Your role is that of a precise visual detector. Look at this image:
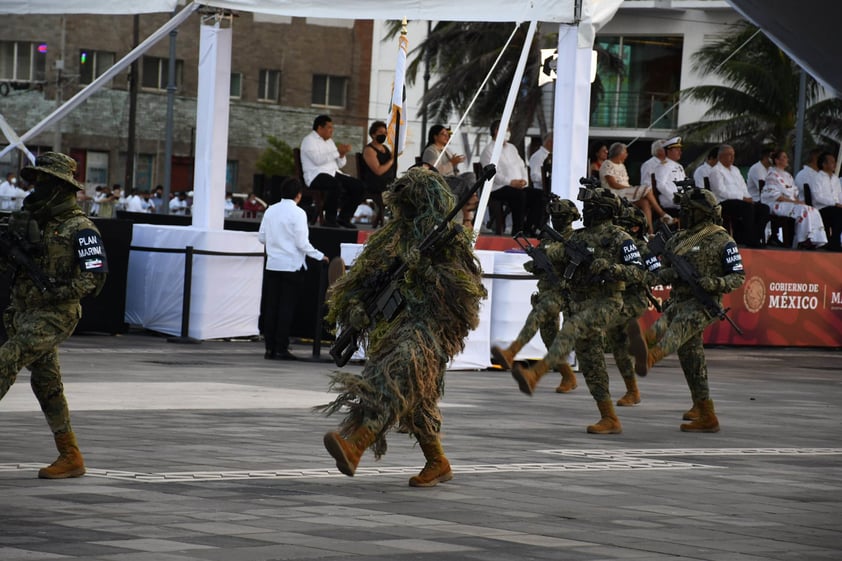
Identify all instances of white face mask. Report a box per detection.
[504,131,511,142]
[10,177,16,185]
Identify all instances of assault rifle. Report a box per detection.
[513,231,559,284]
[658,246,743,334]
[329,164,497,367]
[0,214,54,294]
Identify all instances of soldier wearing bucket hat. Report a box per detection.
[0,152,108,479]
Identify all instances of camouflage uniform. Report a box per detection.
[606,205,661,406]
[490,197,579,392]
[0,153,108,478]
[321,168,486,487]
[646,188,744,432]
[511,188,646,434]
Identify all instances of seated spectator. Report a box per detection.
[694,147,718,188]
[653,136,686,213]
[708,145,770,247]
[360,120,395,227]
[811,152,842,251]
[423,124,478,227]
[746,146,774,202]
[300,114,364,229]
[242,192,266,219]
[640,139,666,190]
[352,199,376,225]
[588,141,608,180]
[762,150,827,249]
[599,142,675,234]
[480,119,543,235]
[794,148,821,193]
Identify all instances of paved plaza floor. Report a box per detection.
[1,332,840,561]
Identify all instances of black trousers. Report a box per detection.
[309,173,365,223]
[819,206,842,249]
[721,199,770,247]
[490,186,543,234]
[261,268,306,353]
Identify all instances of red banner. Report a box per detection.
[642,248,842,347]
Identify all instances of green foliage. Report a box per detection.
[679,22,841,158]
[255,136,295,177]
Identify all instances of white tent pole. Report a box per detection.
[0,2,200,161]
[471,19,538,243]
[0,114,36,164]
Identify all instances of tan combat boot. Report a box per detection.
[680,399,720,433]
[38,431,86,479]
[646,346,667,372]
[409,437,453,488]
[491,341,523,371]
[511,360,550,396]
[683,402,701,421]
[323,426,377,476]
[587,400,623,434]
[616,376,641,406]
[555,362,578,393]
[627,319,649,376]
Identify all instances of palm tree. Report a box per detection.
[386,21,623,153]
[678,21,842,158]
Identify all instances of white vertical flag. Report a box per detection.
[387,20,408,156]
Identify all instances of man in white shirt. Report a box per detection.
[640,139,665,189]
[528,132,552,192]
[258,178,328,360]
[125,190,148,213]
[169,192,189,215]
[708,144,771,247]
[480,119,543,235]
[694,148,718,188]
[0,172,18,211]
[300,114,364,229]
[746,147,774,202]
[653,136,685,211]
[812,152,842,251]
[794,148,821,194]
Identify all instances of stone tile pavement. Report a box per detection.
[1,332,840,560]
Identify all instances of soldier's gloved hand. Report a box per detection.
[590,258,611,275]
[699,276,724,293]
[657,267,678,285]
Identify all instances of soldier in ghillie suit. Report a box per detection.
[0,152,108,478]
[607,204,661,406]
[491,196,580,393]
[320,167,486,487]
[643,188,744,432]
[510,187,646,434]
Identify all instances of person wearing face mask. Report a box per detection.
[360,120,396,227]
[0,152,108,479]
[0,172,19,211]
[422,124,478,228]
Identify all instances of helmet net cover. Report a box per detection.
[582,187,621,225]
[678,187,722,227]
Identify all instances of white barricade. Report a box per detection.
[490,250,549,360]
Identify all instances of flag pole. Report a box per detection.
[388,18,408,173]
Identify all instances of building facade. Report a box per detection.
[0,11,372,195]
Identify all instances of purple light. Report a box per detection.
[37,43,48,54]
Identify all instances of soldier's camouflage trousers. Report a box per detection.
[547,293,623,402]
[513,290,563,350]
[649,299,715,400]
[606,291,648,380]
[0,303,82,434]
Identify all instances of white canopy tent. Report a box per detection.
[0,0,623,340]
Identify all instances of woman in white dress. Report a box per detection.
[599,142,675,234]
[762,150,827,249]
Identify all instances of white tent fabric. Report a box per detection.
[0,0,577,22]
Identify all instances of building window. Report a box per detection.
[591,36,683,130]
[312,74,348,108]
[230,72,243,99]
[0,40,48,82]
[258,69,280,102]
[85,151,109,187]
[226,160,238,191]
[141,56,183,91]
[79,49,115,85]
[134,154,155,192]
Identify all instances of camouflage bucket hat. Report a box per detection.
[20,152,85,190]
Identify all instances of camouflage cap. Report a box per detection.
[20,152,85,190]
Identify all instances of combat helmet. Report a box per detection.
[547,195,580,231]
[617,203,647,237]
[677,187,721,228]
[579,186,621,226]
